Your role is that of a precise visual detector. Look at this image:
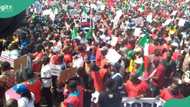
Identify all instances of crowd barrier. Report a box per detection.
[122,97,165,107]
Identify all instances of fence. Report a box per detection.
[122,97,165,107]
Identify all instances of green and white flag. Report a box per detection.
[146,13,153,23]
[136,63,144,77]
[85,28,93,40]
[138,4,145,12]
[130,0,137,7]
[51,2,61,15]
[71,27,78,40]
[81,6,88,17]
[183,5,190,16]
[136,33,150,77]
[138,33,150,48]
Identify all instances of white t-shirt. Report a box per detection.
[41,64,52,88]
[18,93,35,107]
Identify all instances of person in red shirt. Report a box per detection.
[62,80,81,107]
[32,44,44,73]
[90,63,105,92]
[95,47,102,67]
[124,76,148,98]
[99,66,108,81]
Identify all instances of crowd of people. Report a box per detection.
[0,0,190,107]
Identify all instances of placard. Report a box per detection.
[58,68,77,85]
[105,48,121,65]
[14,55,31,71]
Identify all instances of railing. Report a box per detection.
[122,97,165,107]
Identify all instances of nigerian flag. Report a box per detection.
[138,33,151,76]
[160,0,164,3]
[81,6,88,17]
[124,0,129,11]
[85,28,93,40]
[71,27,78,40]
[138,33,150,47]
[51,2,61,14]
[131,0,137,5]
[138,4,145,12]
[135,63,144,77]
[183,5,190,16]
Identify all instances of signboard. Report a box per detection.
[105,48,121,65]
[14,55,31,71]
[58,68,77,85]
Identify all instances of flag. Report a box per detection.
[138,4,145,12]
[71,27,78,40]
[146,13,153,23]
[138,33,151,74]
[143,43,150,72]
[135,63,144,77]
[124,0,129,11]
[160,0,164,3]
[138,33,150,47]
[81,6,88,17]
[184,5,190,16]
[130,0,137,7]
[85,28,93,40]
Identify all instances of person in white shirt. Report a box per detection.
[18,92,35,107]
[40,55,53,107]
[13,84,35,107]
[41,56,52,88]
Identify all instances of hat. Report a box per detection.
[68,80,77,89]
[13,84,28,94]
[0,0,35,18]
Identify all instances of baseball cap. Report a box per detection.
[13,84,28,94]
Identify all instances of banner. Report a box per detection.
[0,55,14,67]
[122,97,165,107]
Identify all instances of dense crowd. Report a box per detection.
[0,0,190,107]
